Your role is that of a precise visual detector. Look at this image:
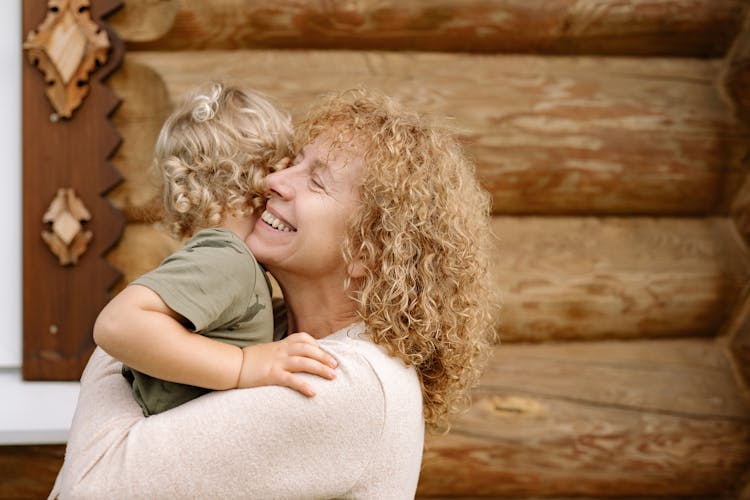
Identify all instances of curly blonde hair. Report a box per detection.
[155,82,293,238]
[297,88,498,432]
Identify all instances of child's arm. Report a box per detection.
[94,284,242,390]
[94,285,338,394]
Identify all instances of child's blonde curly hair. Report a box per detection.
[297,88,498,432]
[155,82,293,239]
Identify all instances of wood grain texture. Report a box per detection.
[108,0,747,56]
[494,216,749,342]
[109,51,746,217]
[732,173,750,246]
[719,9,750,236]
[111,216,747,343]
[724,240,750,402]
[23,0,125,380]
[418,338,750,497]
[724,10,750,246]
[106,58,170,221]
[722,7,750,125]
[0,445,64,499]
[105,223,181,294]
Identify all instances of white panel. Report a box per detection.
[0,0,22,367]
[0,370,79,444]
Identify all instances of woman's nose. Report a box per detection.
[266,168,294,200]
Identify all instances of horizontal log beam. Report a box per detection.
[107,52,747,218]
[731,172,750,245]
[110,216,747,342]
[722,7,750,124]
[0,445,65,499]
[108,0,747,56]
[418,338,750,497]
[495,216,749,341]
[723,10,750,246]
[726,282,750,401]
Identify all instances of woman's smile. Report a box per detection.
[260,209,296,232]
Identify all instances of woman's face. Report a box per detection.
[246,135,362,282]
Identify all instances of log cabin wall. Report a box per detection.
[13,1,750,498]
[725,9,750,498]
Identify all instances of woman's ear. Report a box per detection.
[347,259,367,279]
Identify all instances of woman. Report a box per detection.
[51,88,496,499]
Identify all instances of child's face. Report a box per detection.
[246,135,362,283]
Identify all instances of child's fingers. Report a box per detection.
[281,373,316,397]
[286,333,338,368]
[289,357,336,380]
[288,341,338,369]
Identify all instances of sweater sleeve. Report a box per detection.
[51,347,386,500]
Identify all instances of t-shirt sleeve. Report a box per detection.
[132,232,256,332]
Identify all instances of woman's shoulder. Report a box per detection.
[318,322,425,496]
[321,323,422,398]
[317,322,424,430]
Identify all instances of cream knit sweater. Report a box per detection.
[50,323,425,499]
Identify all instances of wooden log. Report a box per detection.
[418,338,750,497]
[105,223,181,294]
[732,172,750,245]
[109,51,746,217]
[0,445,64,499]
[727,290,750,396]
[494,216,749,342]
[723,10,750,245]
[722,7,750,125]
[110,216,747,342]
[723,225,750,400]
[108,0,747,57]
[106,58,169,221]
[722,8,750,240]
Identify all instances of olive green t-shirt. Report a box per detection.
[122,228,273,416]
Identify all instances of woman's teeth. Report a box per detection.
[261,210,296,232]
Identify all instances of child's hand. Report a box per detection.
[237,332,338,396]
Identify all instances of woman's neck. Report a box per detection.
[276,274,360,339]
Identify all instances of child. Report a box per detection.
[94,83,337,415]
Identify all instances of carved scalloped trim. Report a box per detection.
[23,0,111,118]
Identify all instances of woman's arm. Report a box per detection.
[52,347,385,499]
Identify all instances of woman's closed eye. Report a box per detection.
[309,175,327,192]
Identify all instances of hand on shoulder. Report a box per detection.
[238,332,338,396]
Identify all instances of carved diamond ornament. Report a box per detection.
[42,188,93,266]
[23,0,111,118]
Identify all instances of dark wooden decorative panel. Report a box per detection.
[23,0,124,380]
